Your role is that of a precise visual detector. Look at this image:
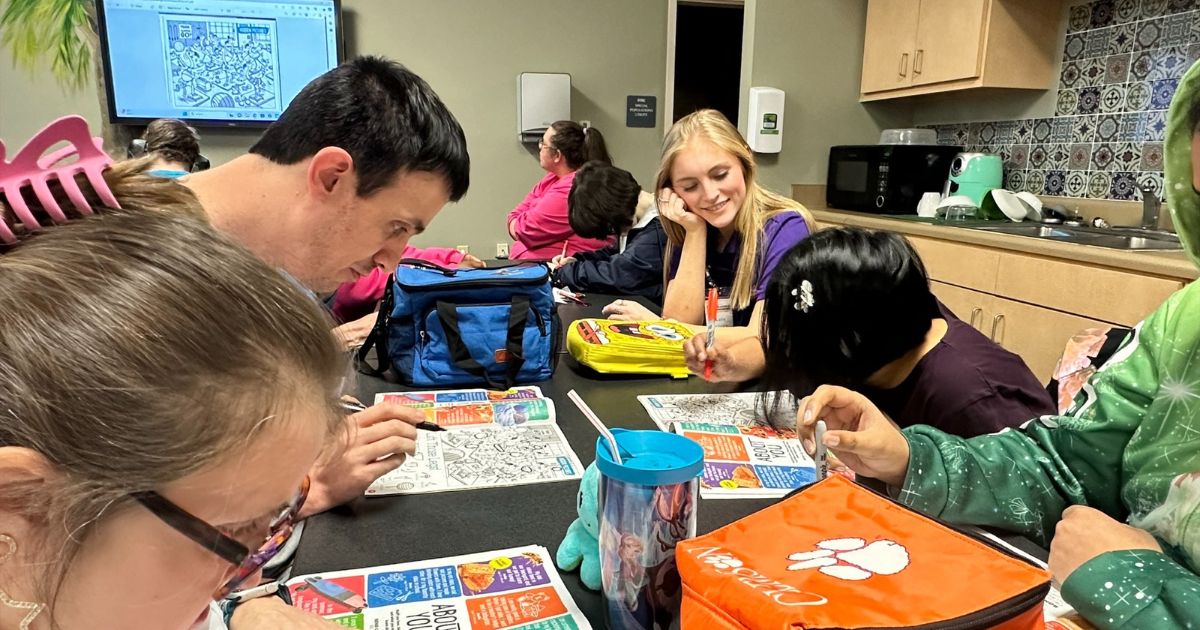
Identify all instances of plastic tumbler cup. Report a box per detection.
[595,429,703,630]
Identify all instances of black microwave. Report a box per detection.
[826,145,961,214]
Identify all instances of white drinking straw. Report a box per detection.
[568,389,623,465]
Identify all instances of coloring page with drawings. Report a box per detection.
[637,392,798,432]
[367,390,583,496]
[639,393,811,499]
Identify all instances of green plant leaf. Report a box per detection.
[1,0,95,90]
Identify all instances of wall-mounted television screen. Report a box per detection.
[96,0,343,127]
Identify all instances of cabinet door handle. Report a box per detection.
[969,307,982,329]
[899,52,909,77]
[990,313,1005,343]
[914,49,924,74]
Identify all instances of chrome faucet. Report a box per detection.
[1138,183,1161,230]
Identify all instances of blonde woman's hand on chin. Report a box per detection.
[797,385,910,487]
[657,188,706,234]
[602,298,659,322]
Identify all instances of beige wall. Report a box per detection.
[0,2,667,256]
[344,0,668,255]
[0,57,103,152]
[5,1,919,250]
[0,53,259,165]
[738,0,912,193]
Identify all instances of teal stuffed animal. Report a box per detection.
[555,462,602,590]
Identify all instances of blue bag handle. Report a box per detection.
[435,295,529,389]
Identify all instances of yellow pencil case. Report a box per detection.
[566,318,692,378]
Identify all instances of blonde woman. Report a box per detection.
[603,109,812,340]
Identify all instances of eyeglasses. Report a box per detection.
[538,140,558,152]
[132,475,310,598]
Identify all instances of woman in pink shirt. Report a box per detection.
[507,121,614,260]
[330,246,484,349]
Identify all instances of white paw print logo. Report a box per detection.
[787,537,910,581]
[702,553,743,570]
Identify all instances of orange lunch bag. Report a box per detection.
[677,475,1051,629]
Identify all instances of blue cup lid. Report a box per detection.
[595,429,704,486]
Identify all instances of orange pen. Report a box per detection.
[704,287,718,379]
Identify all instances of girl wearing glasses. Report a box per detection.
[507,121,614,260]
[0,152,343,626]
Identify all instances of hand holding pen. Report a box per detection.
[340,400,445,431]
[704,287,718,380]
[302,399,429,515]
[813,420,829,481]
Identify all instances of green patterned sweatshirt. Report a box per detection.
[895,60,1200,630]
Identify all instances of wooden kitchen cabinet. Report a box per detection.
[994,254,1181,327]
[923,242,1181,382]
[820,213,1183,383]
[860,0,920,94]
[860,0,1061,101]
[931,280,1110,382]
[911,0,987,87]
[988,295,1109,382]
[908,235,999,293]
[929,281,990,331]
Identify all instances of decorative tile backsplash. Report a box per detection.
[929,0,1200,201]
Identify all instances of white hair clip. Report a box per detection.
[791,280,814,313]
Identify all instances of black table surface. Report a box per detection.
[293,295,774,622]
[293,294,1048,623]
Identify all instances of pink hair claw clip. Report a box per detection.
[0,115,118,244]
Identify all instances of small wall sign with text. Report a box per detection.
[626,95,656,128]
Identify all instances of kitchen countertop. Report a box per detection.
[811,208,1198,281]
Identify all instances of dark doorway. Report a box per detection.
[672,2,744,124]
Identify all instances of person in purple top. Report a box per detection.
[602,109,812,339]
[687,227,1056,438]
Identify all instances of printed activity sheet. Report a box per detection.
[367,389,583,495]
[288,545,592,629]
[639,393,814,499]
[673,422,814,499]
[637,392,797,432]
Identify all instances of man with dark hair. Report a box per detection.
[553,162,666,304]
[181,56,471,518]
[186,55,470,293]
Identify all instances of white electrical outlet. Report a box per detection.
[456,245,469,255]
[496,242,510,259]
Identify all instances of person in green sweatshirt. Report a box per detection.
[796,60,1200,630]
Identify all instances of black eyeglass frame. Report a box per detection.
[131,475,309,597]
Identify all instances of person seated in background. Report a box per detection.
[0,206,349,627]
[791,68,1200,630]
[507,121,614,260]
[128,113,476,348]
[550,161,666,305]
[175,55,471,516]
[601,109,812,343]
[688,227,1055,438]
[329,246,486,346]
[133,118,206,178]
[183,55,470,301]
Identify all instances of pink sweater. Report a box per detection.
[507,171,610,260]
[331,246,464,322]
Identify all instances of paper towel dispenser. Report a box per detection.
[746,87,784,153]
[518,72,571,143]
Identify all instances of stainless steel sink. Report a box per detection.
[969,224,1181,251]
